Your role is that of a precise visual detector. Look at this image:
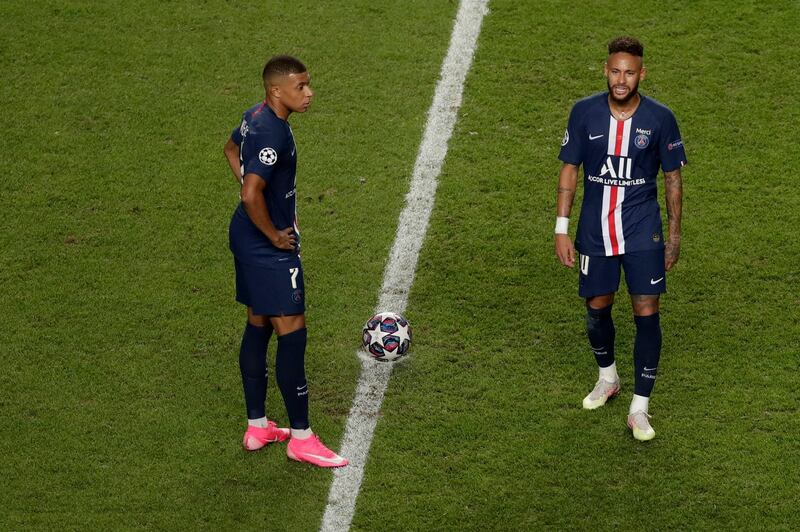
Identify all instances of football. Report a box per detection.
[362,312,412,362]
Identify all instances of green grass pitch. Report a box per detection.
[1,1,798,530]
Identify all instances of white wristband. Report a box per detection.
[555,216,569,235]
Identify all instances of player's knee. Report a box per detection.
[587,294,614,309]
[248,318,269,327]
[271,314,306,336]
[247,310,269,328]
[631,295,659,316]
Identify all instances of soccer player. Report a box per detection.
[223,55,348,467]
[554,37,686,441]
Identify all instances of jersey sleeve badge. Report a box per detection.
[258,147,278,166]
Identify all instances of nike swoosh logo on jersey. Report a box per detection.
[589,133,604,140]
[650,277,664,285]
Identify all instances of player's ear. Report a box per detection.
[269,83,281,99]
[603,61,609,77]
[639,65,647,80]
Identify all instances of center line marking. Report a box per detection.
[320,1,490,530]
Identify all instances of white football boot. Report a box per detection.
[582,379,620,410]
[627,411,656,441]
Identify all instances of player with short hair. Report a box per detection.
[223,55,348,467]
[554,37,686,441]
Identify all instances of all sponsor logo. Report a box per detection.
[588,156,646,186]
[600,156,632,179]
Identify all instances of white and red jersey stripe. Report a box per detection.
[600,116,631,255]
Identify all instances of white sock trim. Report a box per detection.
[599,362,618,383]
[291,428,313,440]
[248,417,268,428]
[630,394,650,415]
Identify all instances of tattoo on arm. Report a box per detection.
[664,169,682,239]
[556,163,579,217]
[557,186,575,197]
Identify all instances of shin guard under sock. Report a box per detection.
[586,305,616,370]
[276,328,310,430]
[239,323,271,420]
[633,313,662,397]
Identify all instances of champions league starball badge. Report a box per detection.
[259,147,278,165]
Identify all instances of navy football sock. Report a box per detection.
[633,313,662,397]
[276,328,310,430]
[586,304,616,369]
[239,323,271,420]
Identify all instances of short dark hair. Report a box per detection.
[262,55,307,85]
[608,36,644,57]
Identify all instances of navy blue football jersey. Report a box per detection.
[559,93,687,257]
[229,102,299,265]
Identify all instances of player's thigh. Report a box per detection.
[578,253,621,299]
[621,248,666,296]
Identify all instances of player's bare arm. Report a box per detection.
[240,173,296,250]
[664,168,682,271]
[555,162,579,268]
[223,137,243,184]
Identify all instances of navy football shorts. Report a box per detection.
[578,248,666,298]
[233,256,305,316]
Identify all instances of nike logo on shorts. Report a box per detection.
[650,277,664,285]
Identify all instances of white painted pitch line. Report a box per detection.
[320,1,490,530]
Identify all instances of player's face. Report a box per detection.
[604,53,646,104]
[275,72,314,113]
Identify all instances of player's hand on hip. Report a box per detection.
[271,227,297,250]
[665,239,681,271]
[555,234,576,268]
